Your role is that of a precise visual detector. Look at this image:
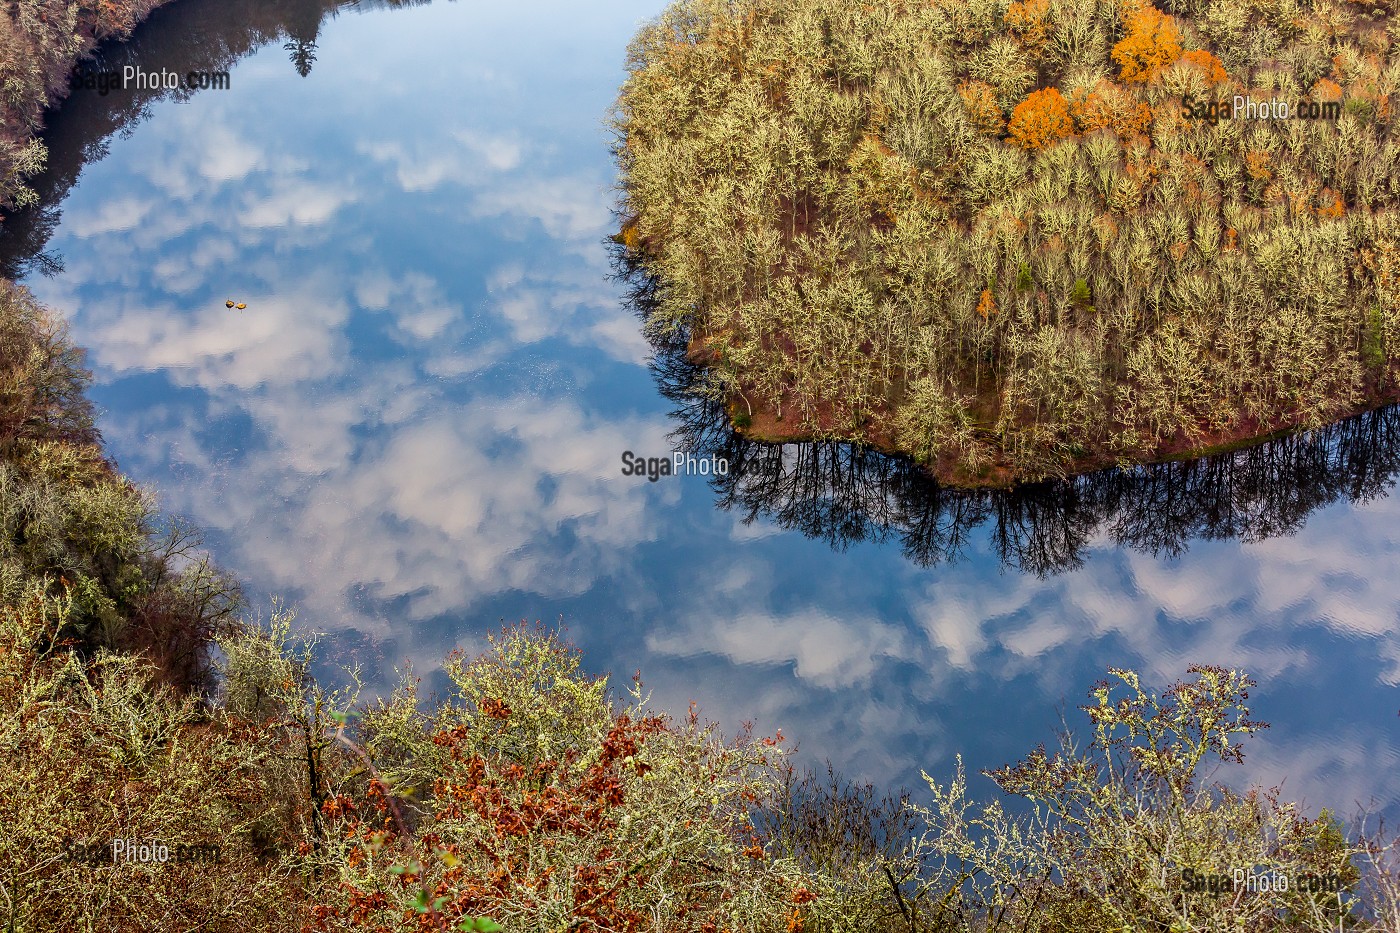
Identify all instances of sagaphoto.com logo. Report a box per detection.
[1181,91,1343,124]
[60,836,224,866]
[70,65,230,96]
[620,450,729,482]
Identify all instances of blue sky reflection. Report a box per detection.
[10,0,1399,819]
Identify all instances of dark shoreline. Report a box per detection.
[0,0,173,220]
[658,334,1400,574]
[728,387,1400,490]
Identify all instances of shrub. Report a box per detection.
[9,584,1400,931]
[1003,0,1052,52]
[1070,277,1091,307]
[756,764,925,932]
[0,281,96,449]
[0,589,302,933]
[902,666,1371,931]
[0,287,243,691]
[303,626,811,933]
[1314,78,1344,101]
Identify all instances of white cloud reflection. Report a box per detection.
[21,0,1400,827]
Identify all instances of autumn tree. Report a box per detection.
[1007,87,1074,150]
[1003,0,1051,53]
[1181,49,1226,83]
[1070,79,1152,138]
[1112,3,1181,83]
[957,80,1005,136]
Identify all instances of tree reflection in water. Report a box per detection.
[0,0,432,279]
[11,17,1400,579]
[638,266,1400,577]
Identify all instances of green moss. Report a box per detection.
[1364,305,1387,373]
[1015,261,1034,292]
[1345,96,1374,121]
[1070,277,1091,309]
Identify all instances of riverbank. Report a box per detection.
[730,385,1400,489]
[0,0,171,217]
[689,324,1400,489]
[4,2,1400,930]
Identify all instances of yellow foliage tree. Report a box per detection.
[1007,87,1074,150]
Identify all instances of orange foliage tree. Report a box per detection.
[1004,0,1052,52]
[1317,188,1345,219]
[1112,3,1182,83]
[976,288,998,320]
[1314,77,1344,101]
[1245,149,1273,181]
[1181,49,1227,83]
[1007,87,1074,150]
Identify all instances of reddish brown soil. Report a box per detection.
[688,328,1400,487]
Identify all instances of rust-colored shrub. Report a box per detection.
[1007,87,1074,150]
[1112,4,1182,83]
[94,0,142,36]
[1181,49,1227,83]
[313,715,673,932]
[1070,79,1152,137]
[957,80,1006,136]
[303,627,809,933]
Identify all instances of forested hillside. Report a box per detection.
[616,0,1400,483]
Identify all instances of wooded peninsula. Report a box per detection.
[615,0,1400,484]
[5,1,1400,930]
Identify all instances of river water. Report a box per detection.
[3,0,1398,818]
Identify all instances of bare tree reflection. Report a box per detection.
[620,252,1400,576]
[0,0,432,276]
